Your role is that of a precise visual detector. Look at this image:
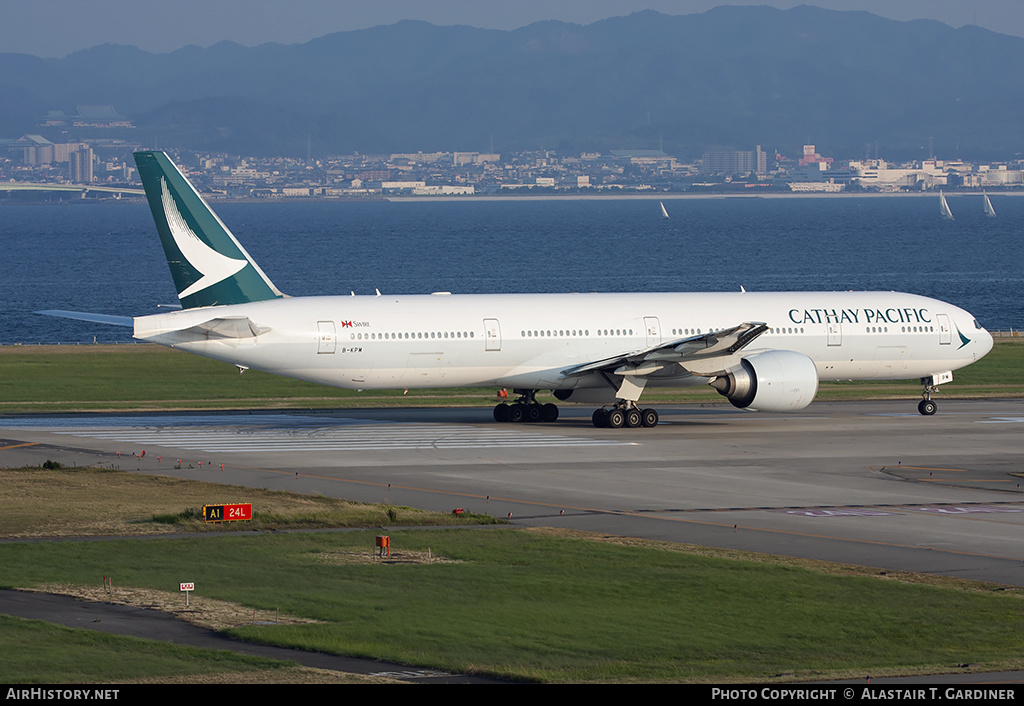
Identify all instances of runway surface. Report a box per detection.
[4,398,1024,586]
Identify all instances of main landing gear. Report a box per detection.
[492,384,662,429]
[493,389,559,423]
[591,403,659,428]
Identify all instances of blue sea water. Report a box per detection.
[1,194,1021,344]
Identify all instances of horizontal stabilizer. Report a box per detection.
[36,310,134,328]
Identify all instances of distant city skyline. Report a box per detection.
[4,0,1023,58]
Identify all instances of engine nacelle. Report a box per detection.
[710,350,819,412]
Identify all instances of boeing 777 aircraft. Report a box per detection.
[41,151,993,428]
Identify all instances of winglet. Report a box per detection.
[133,151,285,309]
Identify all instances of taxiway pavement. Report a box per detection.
[3,399,1024,586]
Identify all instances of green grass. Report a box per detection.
[0,344,498,412]
[0,466,498,538]
[2,339,1022,413]
[3,529,1023,683]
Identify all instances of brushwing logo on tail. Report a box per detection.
[160,177,247,299]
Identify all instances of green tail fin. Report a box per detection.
[134,151,285,309]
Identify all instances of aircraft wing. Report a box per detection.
[561,322,768,379]
[36,310,134,327]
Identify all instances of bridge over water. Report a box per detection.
[1,182,144,196]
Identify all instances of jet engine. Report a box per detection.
[709,350,818,412]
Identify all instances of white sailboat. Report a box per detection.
[659,201,670,219]
[983,192,997,218]
[939,191,954,221]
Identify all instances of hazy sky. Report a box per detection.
[4,0,1022,57]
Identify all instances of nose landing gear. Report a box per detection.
[918,372,952,416]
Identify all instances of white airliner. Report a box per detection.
[41,151,994,428]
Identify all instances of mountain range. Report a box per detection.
[3,4,1024,160]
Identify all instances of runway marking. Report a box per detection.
[775,509,899,517]
[769,505,1024,518]
[873,465,972,473]
[0,442,39,451]
[50,424,633,453]
[918,478,1017,483]
[913,506,1024,514]
[872,465,1022,485]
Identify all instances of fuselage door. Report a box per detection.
[937,314,952,345]
[644,316,661,347]
[827,321,842,347]
[484,318,501,351]
[317,320,336,354]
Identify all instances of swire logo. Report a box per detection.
[340,321,353,327]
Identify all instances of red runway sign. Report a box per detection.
[203,503,252,523]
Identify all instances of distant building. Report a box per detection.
[978,164,1024,186]
[788,181,843,192]
[13,135,55,165]
[53,142,89,162]
[378,180,426,194]
[40,111,68,127]
[391,151,448,165]
[797,145,831,167]
[412,185,475,195]
[701,146,767,176]
[846,159,946,190]
[69,146,93,183]
[72,106,134,128]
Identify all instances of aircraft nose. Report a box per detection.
[968,315,994,359]
[979,326,994,358]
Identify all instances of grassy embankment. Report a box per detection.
[0,466,495,684]
[2,466,1024,683]
[1,338,1021,413]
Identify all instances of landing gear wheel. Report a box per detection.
[592,409,608,428]
[641,408,659,428]
[606,409,625,429]
[542,403,559,422]
[493,403,509,423]
[625,408,642,428]
[508,404,525,423]
[918,399,937,416]
[525,403,543,423]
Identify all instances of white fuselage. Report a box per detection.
[133,290,993,397]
